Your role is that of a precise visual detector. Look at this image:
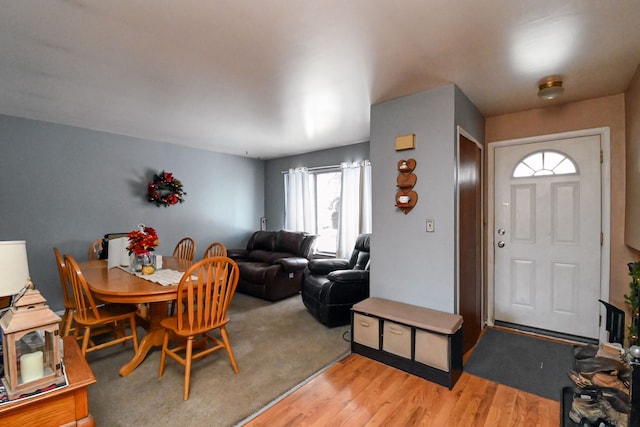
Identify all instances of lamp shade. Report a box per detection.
[0,240,30,297]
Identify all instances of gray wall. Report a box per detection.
[454,85,485,144]
[264,142,370,231]
[0,115,264,312]
[1,83,483,316]
[370,84,484,313]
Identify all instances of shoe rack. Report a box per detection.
[562,346,639,426]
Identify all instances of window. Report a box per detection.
[284,166,341,253]
[513,150,577,177]
[311,170,342,253]
[285,161,372,257]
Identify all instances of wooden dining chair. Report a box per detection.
[55,248,114,342]
[202,242,226,260]
[53,248,76,336]
[88,238,104,261]
[64,253,139,357]
[169,237,197,316]
[172,237,196,261]
[158,256,240,400]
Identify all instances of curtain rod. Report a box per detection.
[281,164,341,174]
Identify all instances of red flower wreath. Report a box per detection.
[147,171,186,207]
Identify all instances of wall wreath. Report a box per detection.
[147,170,186,207]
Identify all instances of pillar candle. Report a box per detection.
[20,350,44,383]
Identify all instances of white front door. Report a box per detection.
[494,134,602,339]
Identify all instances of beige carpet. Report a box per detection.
[85,293,350,426]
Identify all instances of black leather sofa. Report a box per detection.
[227,230,317,301]
[301,233,370,327]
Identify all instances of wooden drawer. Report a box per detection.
[353,313,379,349]
[415,329,449,372]
[382,321,411,358]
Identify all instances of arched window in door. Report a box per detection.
[512,150,578,177]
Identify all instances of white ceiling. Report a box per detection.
[2,1,640,159]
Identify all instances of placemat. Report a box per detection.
[117,266,193,286]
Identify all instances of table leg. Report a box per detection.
[119,301,168,376]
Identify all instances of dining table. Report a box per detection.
[78,256,193,376]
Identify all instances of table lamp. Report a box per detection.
[0,241,33,306]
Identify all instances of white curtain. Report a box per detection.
[284,167,315,233]
[336,160,372,258]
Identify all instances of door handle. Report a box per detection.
[498,228,506,235]
[497,241,505,248]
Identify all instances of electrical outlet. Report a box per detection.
[426,219,435,232]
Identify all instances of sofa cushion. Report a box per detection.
[238,262,279,283]
[348,233,371,268]
[275,230,305,255]
[249,250,298,264]
[251,231,276,251]
[354,251,370,270]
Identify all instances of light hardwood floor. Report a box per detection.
[243,349,560,426]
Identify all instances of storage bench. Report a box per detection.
[351,297,463,389]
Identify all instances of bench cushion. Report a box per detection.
[352,297,463,335]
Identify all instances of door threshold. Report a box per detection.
[493,320,598,345]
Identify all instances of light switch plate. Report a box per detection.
[426,219,435,232]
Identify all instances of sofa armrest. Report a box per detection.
[227,248,249,260]
[307,259,351,275]
[275,257,309,273]
[327,269,369,284]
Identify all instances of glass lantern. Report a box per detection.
[0,288,63,400]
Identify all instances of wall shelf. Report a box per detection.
[396,159,418,214]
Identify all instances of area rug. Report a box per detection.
[464,328,575,401]
[85,293,350,426]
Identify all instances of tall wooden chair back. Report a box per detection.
[53,247,76,336]
[64,254,139,357]
[172,237,196,261]
[88,238,103,261]
[202,242,227,259]
[158,256,240,400]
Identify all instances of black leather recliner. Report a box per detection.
[301,233,371,327]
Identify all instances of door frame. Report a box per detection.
[487,127,611,341]
[456,126,484,322]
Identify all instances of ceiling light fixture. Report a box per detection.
[538,80,564,100]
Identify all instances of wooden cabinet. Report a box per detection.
[352,297,463,389]
[0,336,96,426]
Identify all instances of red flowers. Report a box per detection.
[127,226,159,255]
[147,170,186,207]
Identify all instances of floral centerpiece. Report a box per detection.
[127,225,159,274]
